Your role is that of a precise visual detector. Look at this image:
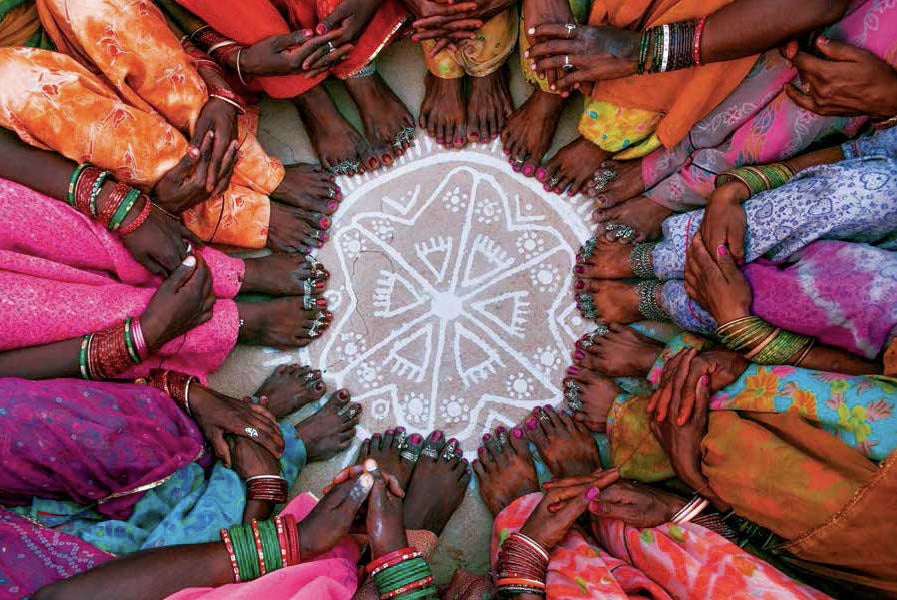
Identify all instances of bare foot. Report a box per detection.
[241,253,329,296]
[272,163,341,215]
[574,280,641,323]
[266,202,333,254]
[537,136,610,197]
[254,364,327,418]
[573,323,663,377]
[293,389,361,461]
[594,195,672,243]
[585,159,645,208]
[343,72,415,169]
[237,297,332,348]
[403,431,469,534]
[473,425,539,516]
[419,73,466,149]
[524,405,600,478]
[356,427,424,489]
[501,90,566,175]
[467,69,513,144]
[563,368,621,431]
[294,86,369,176]
[573,237,634,280]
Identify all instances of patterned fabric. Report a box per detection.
[176,0,408,97]
[0,378,204,519]
[651,151,897,345]
[1,0,286,247]
[578,101,662,156]
[0,1,50,48]
[641,0,897,210]
[0,509,113,600]
[424,7,518,79]
[0,178,242,380]
[491,492,829,599]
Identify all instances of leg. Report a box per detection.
[419,54,467,149]
[402,430,470,533]
[341,69,415,169]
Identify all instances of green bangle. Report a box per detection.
[230,524,259,582]
[123,318,141,365]
[399,587,438,600]
[88,171,109,218]
[79,334,91,379]
[68,163,90,207]
[637,31,650,74]
[258,520,282,572]
[109,188,140,231]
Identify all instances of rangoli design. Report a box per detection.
[299,137,593,457]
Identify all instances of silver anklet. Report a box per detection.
[629,242,657,279]
[636,280,670,322]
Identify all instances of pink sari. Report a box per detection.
[0,178,241,380]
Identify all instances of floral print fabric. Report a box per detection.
[424,7,518,79]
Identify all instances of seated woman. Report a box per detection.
[0,0,340,251]
[590,12,897,241]
[505,0,882,201]
[165,0,413,176]
[473,434,831,597]
[572,125,897,363]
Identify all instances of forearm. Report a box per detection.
[783,145,845,173]
[797,344,881,375]
[0,339,82,379]
[243,499,275,523]
[700,0,852,63]
[34,542,232,600]
[0,128,77,201]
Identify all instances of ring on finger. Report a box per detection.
[562,54,574,72]
[326,41,336,53]
[564,23,576,38]
[244,426,260,439]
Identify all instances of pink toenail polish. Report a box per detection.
[543,183,552,191]
[567,366,579,375]
[536,168,547,180]
[449,438,458,444]
[320,232,330,242]
[543,404,552,411]
[432,431,443,441]
[319,217,331,228]
[526,417,538,430]
[385,428,394,435]
[496,426,505,434]
[410,434,422,444]
[575,279,585,290]
[472,459,479,465]
[512,427,523,438]
[503,148,511,156]
[327,200,338,212]
[522,164,534,176]
[575,340,583,350]
[482,433,492,441]
[574,350,585,360]
[585,486,600,501]
[567,189,576,197]
[396,426,405,432]
[477,446,485,453]
[574,265,585,274]
[533,406,541,413]
[455,137,463,145]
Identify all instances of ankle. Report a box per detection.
[235,302,266,343]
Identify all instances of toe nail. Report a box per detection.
[327,200,338,212]
[526,417,538,431]
[567,366,579,375]
[496,426,505,434]
[533,406,541,414]
[316,298,327,307]
[338,390,349,400]
[432,431,443,441]
[522,164,534,176]
[319,217,331,228]
[396,426,405,432]
[385,428,394,435]
[368,158,378,168]
[543,183,552,191]
[574,351,585,360]
[482,433,492,441]
[574,265,584,274]
[543,404,551,410]
[574,279,584,289]
[512,427,523,438]
[477,446,485,454]
[536,168,547,180]
[410,433,422,444]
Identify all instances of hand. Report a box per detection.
[317,0,381,49]
[528,24,641,92]
[190,390,284,467]
[298,465,376,559]
[593,482,686,528]
[227,433,282,479]
[151,131,237,213]
[323,462,404,497]
[785,36,897,119]
[410,3,482,47]
[236,30,353,76]
[120,202,198,276]
[366,463,408,558]
[192,99,240,195]
[684,231,752,324]
[140,253,215,351]
[698,182,749,265]
[646,346,748,425]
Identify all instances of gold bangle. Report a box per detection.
[208,94,246,115]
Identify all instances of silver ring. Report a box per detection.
[591,167,617,192]
[537,412,550,424]
[497,430,509,446]
[393,126,414,150]
[576,291,598,321]
[303,293,315,310]
[395,430,407,450]
[604,221,635,241]
[421,446,440,460]
[565,380,583,412]
[511,158,524,168]
[328,187,336,199]
[562,55,574,72]
[244,426,260,439]
[311,229,322,241]
[581,324,610,348]
[328,159,361,176]
[564,23,576,38]
[326,41,336,53]
[304,371,316,382]
[345,408,358,420]
[548,176,561,188]
[441,440,458,460]
[400,449,418,463]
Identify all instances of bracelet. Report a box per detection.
[68,163,90,207]
[236,47,247,87]
[219,528,242,582]
[638,19,700,74]
[246,475,288,503]
[97,182,129,229]
[693,16,706,66]
[118,195,152,236]
[367,547,420,575]
[83,320,135,379]
[715,163,794,198]
[872,113,897,130]
[109,188,141,231]
[671,495,710,524]
[716,316,815,365]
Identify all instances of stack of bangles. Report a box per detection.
[68,164,152,235]
[79,317,150,380]
[220,515,301,583]
[367,547,436,599]
[714,162,795,198]
[671,495,709,524]
[246,474,288,504]
[143,369,196,416]
[716,316,815,366]
[495,532,549,597]
[189,25,249,86]
[637,16,706,75]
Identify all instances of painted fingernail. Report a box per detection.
[432,431,443,441]
[410,433,422,444]
[574,265,585,274]
[574,279,584,289]
[567,366,579,375]
[316,24,328,34]
[717,245,727,256]
[512,427,523,438]
[188,146,200,158]
[574,350,585,360]
[522,164,535,176]
[302,29,313,37]
[699,375,710,387]
[385,428,394,435]
[585,486,600,501]
[482,433,492,441]
[526,417,538,430]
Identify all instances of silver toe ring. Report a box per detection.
[548,176,561,188]
[537,412,550,424]
[421,446,440,460]
[579,235,599,261]
[395,431,408,450]
[576,291,598,321]
[497,430,509,446]
[591,167,617,191]
[400,449,418,463]
[328,159,361,176]
[604,221,635,241]
[565,380,583,412]
[441,440,458,460]
[393,126,415,150]
[580,324,610,348]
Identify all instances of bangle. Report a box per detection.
[87,170,109,219]
[118,196,152,236]
[671,495,709,524]
[236,47,247,87]
[78,335,90,379]
[366,547,420,575]
[246,475,288,503]
[873,113,897,130]
[68,163,90,207]
[693,16,706,66]
[209,94,246,115]
[207,40,237,54]
[220,528,241,582]
[109,188,140,231]
[189,24,211,41]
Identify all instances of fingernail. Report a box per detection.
[585,487,600,501]
[567,366,579,375]
[188,146,200,158]
[482,433,491,441]
[699,375,710,387]
[717,245,727,256]
[410,433,422,444]
[524,50,530,58]
[526,417,538,430]
[533,406,541,414]
[432,431,443,441]
[327,200,338,212]
[574,279,584,289]
[818,35,829,45]
[574,265,585,274]
[182,255,196,267]
[527,27,535,34]
[574,350,585,360]
[512,427,523,438]
[302,29,313,37]
[316,24,328,34]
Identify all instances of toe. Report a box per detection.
[524,414,547,449]
[390,426,407,449]
[420,430,446,463]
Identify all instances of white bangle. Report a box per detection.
[245,474,287,483]
[659,24,670,73]
[236,47,248,87]
[671,495,709,524]
[184,376,194,416]
[207,40,237,54]
[208,94,246,115]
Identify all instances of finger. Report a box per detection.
[814,36,868,62]
[211,141,240,196]
[546,484,592,517]
[306,42,354,70]
[249,402,278,426]
[413,28,453,42]
[647,349,685,416]
[529,24,578,39]
[193,131,214,190]
[728,217,746,266]
[527,39,578,60]
[713,239,743,282]
[339,471,374,511]
[790,50,830,77]
[679,364,711,426]
[318,3,351,34]
[664,348,696,423]
[287,29,344,66]
[177,221,203,248]
[167,254,199,292]
[429,37,452,56]
[205,126,231,192]
[542,474,601,489]
[211,431,231,467]
[171,144,202,178]
[554,69,591,91]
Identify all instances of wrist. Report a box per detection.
[370,529,409,558]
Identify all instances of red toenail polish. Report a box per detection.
[338,390,349,400]
[567,189,576,197]
[320,232,330,242]
[482,433,491,441]
[316,24,328,34]
[325,311,333,319]
[455,137,463,144]
[574,279,585,289]
[477,446,485,454]
[585,487,600,501]
[410,434,422,444]
[472,459,479,465]
[346,169,355,177]
[576,253,583,262]
[432,431,443,441]
[319,217,331,228]
[314,281,325,289]
[316,241,324,248]
[327,200,338,212]
[574,265,585,274]
[526,417,538,430]
[496,426,505,434]
[316,299,327,307]
[533,406,541,413]
[574,350,585,360]
[396,426,405,432]
[543,183,552,191]
[396,149,404,156]
[567,366,579,375]
[536,168,547,180]
[512,427,523,438]
[512,164,522,173]
[503,148,510,155]
[385,429,394,435]
[449,437,458,445]
[522,164,534,176]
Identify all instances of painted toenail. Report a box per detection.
[338,390,349,400]
[477,446,485,453]
[526,417,538,430]
[543,183,552,191]
[385,428,394,435]
[567,366,579,375]
[316,298,327,307]
[574,279,584,289]
[455,137,463,144]
[574,350,585,360]
[368,158,378,168]
[396,426,405,432]
[496,426,505,434]
[543,404,552,410]
[522,164,534,176]
[533,406,541,413]
[320,232,329,242]
[512,427,523,438]
[482,433,491,441]
[432,431,443,441]
[503,148,510,155]
[319,217,331,228]
[410,434,422,444]
[449,438,458,444]
[574,265,585,274]
[585,486,600,501]
[327,200,338,212]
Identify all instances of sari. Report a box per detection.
[491,492,827,599]
[0,178,241,380]
[175,0,408,99]
[0,0,49,47]
[0,0,286,248]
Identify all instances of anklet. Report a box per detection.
[629,242,657,279]
[635,280,670,322]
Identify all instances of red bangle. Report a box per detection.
[250,519,267,575]
[284,514,301,566]
[693,16,706,66]
[207,85,247,114]
[366,547,420,575]
[220,528,241,582]
[118,195,152,236]
[380,576,434,600]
